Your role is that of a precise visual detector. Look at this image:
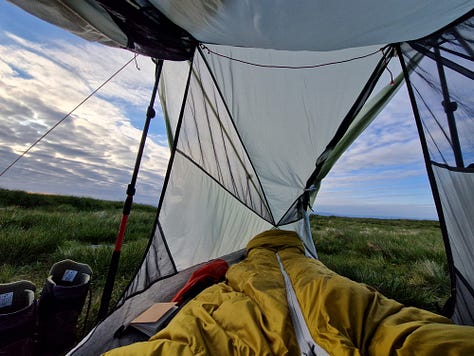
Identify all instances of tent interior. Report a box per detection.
[6,1,474,355]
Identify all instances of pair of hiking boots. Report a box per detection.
[0,260,92,356]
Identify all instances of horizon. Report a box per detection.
[0,1,438,221]
[0,187,438,221]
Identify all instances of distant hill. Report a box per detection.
[0,188,155,212]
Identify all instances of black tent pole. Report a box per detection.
[97,58,164,321]
[433,46,464,168]
[396,45,457,317]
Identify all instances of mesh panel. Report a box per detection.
[177,51,273,223]
[452,269,474,326]
[401,12,474,325]
[402,16,474,167]
[122,222,176,300]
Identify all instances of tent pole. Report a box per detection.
[97,58,164,321]
[433,46,464,168]
[396,45,457,317]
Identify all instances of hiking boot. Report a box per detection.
[0,280,37,356]
[37,260,92,355]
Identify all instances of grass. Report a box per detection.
[0,189,155,335]
[310,215,450,313]
[0,189,451,342]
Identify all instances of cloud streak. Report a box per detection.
[0,28,169,205]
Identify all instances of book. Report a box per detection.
[129,302,179,337]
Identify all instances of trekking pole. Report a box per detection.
[97,58,164,321]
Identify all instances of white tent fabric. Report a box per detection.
[434,166,474,290]
[152,0,473,51]
[433,165,474,324]
[160,153,273,269]
[8,0,127,47]
[159,60,191,145]
[199,44,386,223]
[130,45,394,279]
[9,1,474,52]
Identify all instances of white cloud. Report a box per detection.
[315,86,437,219]
[0,30,170,205]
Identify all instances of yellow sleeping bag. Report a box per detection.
[104,230,474,355]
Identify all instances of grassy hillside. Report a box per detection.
[0,189,156,336]
[0,189,450,341]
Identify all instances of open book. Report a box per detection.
[129,302,179,337]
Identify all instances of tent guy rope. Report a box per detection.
[0,54,139,178]
[200,44,395,84]
[199,43,390,69]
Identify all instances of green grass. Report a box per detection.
[0,189,451,341]
[310,215,449,313]
[0,189,155,334]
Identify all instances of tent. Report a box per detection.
[8,1,474,354]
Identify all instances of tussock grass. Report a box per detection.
[1,189,451,342]
[311,214,449,312]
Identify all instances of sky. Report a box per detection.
[0,1,438,220]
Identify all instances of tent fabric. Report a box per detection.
[432,164,474,325]
[194,44,391,224]
[103,230,474,356]
[8,0,128,48]
[126,42,394,295]
[176,52,273,222]
[152,0,473,51]
[10,0,472,54]
[400,14,474,325]
[159,60,191,147]
[151,152,274,270]
[8,1,474,56]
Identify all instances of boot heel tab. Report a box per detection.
[49,259,93,285]
[0,280,36,314]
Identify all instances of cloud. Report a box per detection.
[0,29,170,205]
[330,89,425,174]
[315,86,437,218]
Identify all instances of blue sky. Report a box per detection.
[0,1,437,219]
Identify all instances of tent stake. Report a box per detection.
[97,59,164,321]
